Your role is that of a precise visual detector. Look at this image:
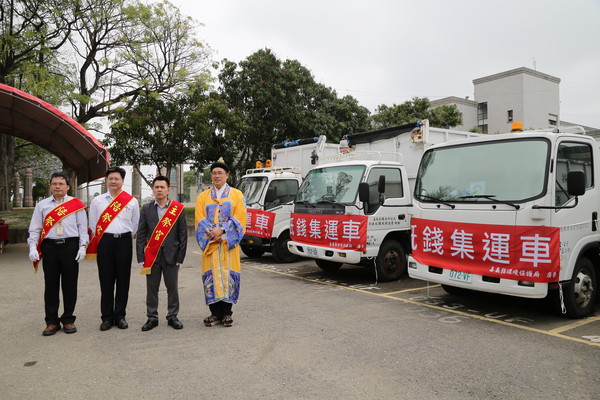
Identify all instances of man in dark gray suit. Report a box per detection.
[136,176,187,331]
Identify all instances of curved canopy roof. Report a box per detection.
[0,83,109,184]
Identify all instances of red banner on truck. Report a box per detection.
[245,208,276,239]
[290,213,368,251]
[411,218,560,283]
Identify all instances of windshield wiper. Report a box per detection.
[416,194,455,209]
[459,194,520,210]
[295,200,316,208]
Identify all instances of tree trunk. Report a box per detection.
[0,134,15,211]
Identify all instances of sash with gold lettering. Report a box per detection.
[141,200,184,275]
[34,198,86,273]
[85,191,134,260]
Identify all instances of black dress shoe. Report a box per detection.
[141,319,158,331]
[167,318,183,330]
[42,324,61,336]
[116,319,128,329]
[100,320,112,331]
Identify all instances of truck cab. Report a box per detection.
[287,158,412,281]
[237,136,340,262]
[238,166,302,262]
[408,126,598,317]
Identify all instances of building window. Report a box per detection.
[549,113,557,126]
[478,124,488,134]
[507,110,513,122]
[477,102,488,120]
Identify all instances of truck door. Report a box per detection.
[265,179,299,210]
[364,167,405,215]
[553,140,597,273]
[552,139,599,317]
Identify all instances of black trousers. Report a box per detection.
[97,233,132,322]
[41,238,79,325]
[209,301,233,318]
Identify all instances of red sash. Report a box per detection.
[85,191,134,260]
[34,198,86,273]
[141,200,184,275]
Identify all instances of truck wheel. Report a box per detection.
[271,231,300,263]
[315,259,343,271]
[375,240,407,282]
[563,257,597,318]
[241,245,265,258]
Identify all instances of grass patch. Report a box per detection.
[0,208,34,229]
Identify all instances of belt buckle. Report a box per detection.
[113,233,122,238]
[55,239,66,245]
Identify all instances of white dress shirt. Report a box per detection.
[88,191,140,235]
[27,195,89,248]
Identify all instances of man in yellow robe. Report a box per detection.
[195,159,246,327]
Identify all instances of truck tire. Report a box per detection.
[315,259,343,271]
[375,240,407,282]
[271,231,300,263]
[563,257,597,318]
[241,245,265,258]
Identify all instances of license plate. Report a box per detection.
[306,246,318,256]
[448,270,472,283]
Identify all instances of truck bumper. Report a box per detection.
[407,256,549,299]
[288,240,362,264]
[241,235,271,248]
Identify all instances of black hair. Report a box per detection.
[106,166,126,179]
[50,172,70,186]
[152,175,170,187]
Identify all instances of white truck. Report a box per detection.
[287,120,480,281]
[238,136,339,262]
[407,125,598,317]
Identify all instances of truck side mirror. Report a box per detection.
[378,175,387,205]
[378,175,386,193]
[358,182,370,203]
[265,187,277,203]
[567,170,585,196]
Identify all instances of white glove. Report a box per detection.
[75,246,87,262]
[138,262,144,269]
[29,248,40,262]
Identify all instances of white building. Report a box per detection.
[431,67,599,136]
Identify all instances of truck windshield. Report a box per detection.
[238,176,268,205]
[296,165,365,204]
[415,138,549,203]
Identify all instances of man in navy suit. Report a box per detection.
[136,176,187,331]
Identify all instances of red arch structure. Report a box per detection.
[0,83,109,183]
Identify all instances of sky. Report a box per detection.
[170,0,600,129]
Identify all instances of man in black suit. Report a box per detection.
[136,176,187,331]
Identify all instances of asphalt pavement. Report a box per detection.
[0,239,598,400]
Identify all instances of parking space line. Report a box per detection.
[548,316,600,334]
[247,263,600,348]
[385,286,440,295]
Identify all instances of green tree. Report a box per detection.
[105,84,214,186]
[210,48,370,182]
[68,0,210,129]
[0,0,82,210]
[371,97,462,129]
